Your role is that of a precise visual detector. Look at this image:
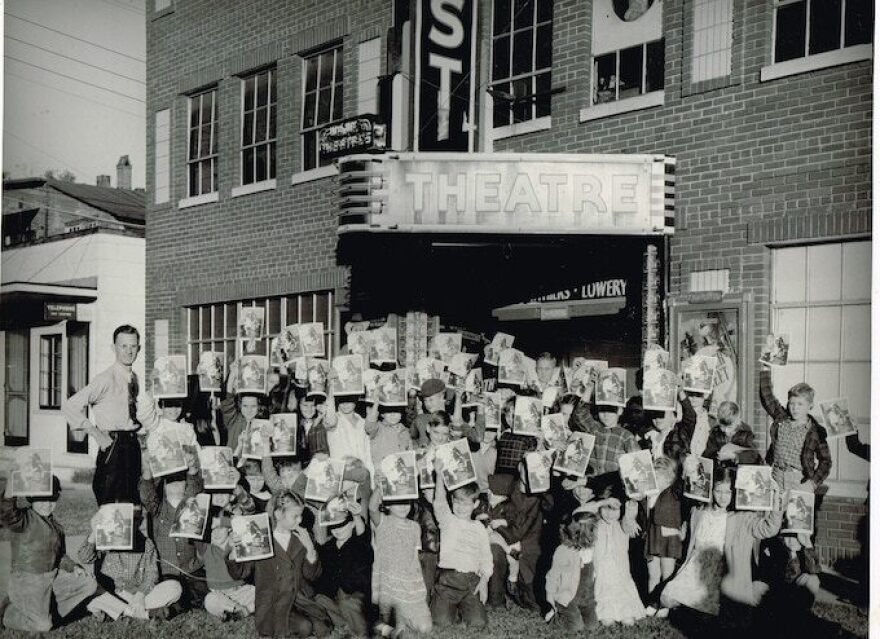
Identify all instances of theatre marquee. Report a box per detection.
[338,153,675,236]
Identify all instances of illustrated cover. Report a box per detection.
[196,351,225,393]
[9,448,53,497]
[552,432,595,478]
[231,513,273,562]
[618,449,659,498]
[595,367,627,407]
[95,503,134,551]
[512,396,543,437]
[170,493,210,539]
[151,355,187,399]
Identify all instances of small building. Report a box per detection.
[1,172,145,477]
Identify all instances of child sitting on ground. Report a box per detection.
[0,476,97,632]
[545,509,599,631]
[202,514,255,621]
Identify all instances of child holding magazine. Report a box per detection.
[202,514,255,621]
[369,475,432,637]
[644,455,683,615]
[365,402,412,472]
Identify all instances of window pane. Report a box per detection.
[535,24,552,70]
[775,1,807,62]
[494,0,511,34]
[535,72,551,117]
[806,306,842,361]
[315,293,330,327]
[840,363,870,418]
[318,87,332,123]
[320,51,334,87]
[269,106,277,139]
[268,298,282,334]
[512,77,531,123]
[493,35,510,80]
[257,71,269,107]
[842,304,870,360]
[303,92,317,128]
[203,91,214,123]
[842,241,871,300]
[513,0,534,30]
[255,145,268,183]
[225,304,237,338]
[243,111,254,145]
[286,296,300,324]
[303,131,317,171]
[619,45,644,98]
[255,106,268,142]
[189,127,199,161]
[246,77,256,112]
[807,243,842,302]
[189,344,199,373]
[594,52,616,103]
[213,304,224,338]
[334,47,343,83]
[804,362,840,403]
[775,307,807,362]
[810,0,842,54]
[333,84,343,121]
[493,82,511,126]
[210,119,218,155]
[190,97,200,129]
[512,29,534,76]
[201,161,213,196]
[306,58,318,92]
[268,142,276,179]
[200,306,211,340]
[537,0,552,22]
[189,163,200,197]
[200,124,212,156]
[646,39,665,92]
[845,0,873,45]
[243,147,255,185]
[773,247,807,303]
[300,294,315,323]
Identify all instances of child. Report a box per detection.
[139,454,207,610]
[593,497,646,626]
[545,510,599,631]
[409,378,449,446]
[313,509,373,637]
[240,458,271,511]
[365,403,412,472]
[644,455,683,612]
[323,394,375,484]
[79,508,182,620]
[220,359,264,453]
[263,456,307,499]
[369,478,432,636]
[300,395,330,462]
[587,404,640,476]
[712,401,763,467]
[0,476,97,632]
[202,514,255,621]
[473,427,499,494]
[137,391,199,453]
[254,492,328,638]
[430,460,492,629]
[495,395,539,475]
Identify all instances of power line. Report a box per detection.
[5,55,146,103]
[4,70,145,119]
[6,13,146,63]
[6,35,146,85]
[96,0,145,15]
[4,130,93,178]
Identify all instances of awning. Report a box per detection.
[492,296,627,322]
[0,281,97,330]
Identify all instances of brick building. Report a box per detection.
[145,0,871,565]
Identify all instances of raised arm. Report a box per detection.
[759,369,788,422]
[262,456,283,494]
[136,391,162,434]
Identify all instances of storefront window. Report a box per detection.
[39,334,62,409]
[770,240,870,496]
[186,291,337,373]
[491,0,553,128]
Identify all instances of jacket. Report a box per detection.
[545,545,588,607]
[254,531,322,637]
[139,473,206,576]
[760,370,832,487]
[720,509,783,606]
[0,484,75,574]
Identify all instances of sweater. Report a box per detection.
[545,545,591,607]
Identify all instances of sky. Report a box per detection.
[2,0,146,188]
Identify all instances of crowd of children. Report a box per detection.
[0,335,853,638]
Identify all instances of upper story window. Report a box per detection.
[301,44,343,172]
[241,68,277,185]
[593,39,664,105]
[490,0,553,128]
[773,0,872,63]
[187,88,218,197]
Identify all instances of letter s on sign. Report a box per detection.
[429,0,466,49]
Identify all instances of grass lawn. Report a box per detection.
[0,484,868,638]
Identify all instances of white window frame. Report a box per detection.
[489,0,553,136]
[300,43,344,173]
[236,67,277,193]
[762,0,872,82]
[580,39,665,122]
[31,326,65,413]
[185,88,219,199]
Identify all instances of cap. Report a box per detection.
[420,378,445,398]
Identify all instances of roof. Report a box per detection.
[3,178,145,225]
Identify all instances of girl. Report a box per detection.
[593,497,646,626]
[644,455,683,614]
[545,510,599,631]
[323,394,374,483]
[365,403,412,472]
[369,476,432,636]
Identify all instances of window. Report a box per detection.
[593,39,664,105]
[241,68,277,185]
[39,334,62,409]
[155,109,170,204]
[691,0,733,82]
[770,241,871,497]
[301,44,344,172]
[490,0,553,128]
[66,322,89,453]
[187,89,218,197]
[773,0,872,63]
[186,291,337,373]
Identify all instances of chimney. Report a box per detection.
[116,155,132,190]
[96,175,112,187]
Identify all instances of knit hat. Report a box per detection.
[420,378,445,398]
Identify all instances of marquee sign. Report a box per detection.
[319,115,386,162]
[413,0,476,151]
[338,152,675,235]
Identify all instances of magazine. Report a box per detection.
[370,327,398,365]
[819,398,858,439]
[170,493,210,539]
[347,330,373,365]
[430,332,463,363]
[568,365,594,402]
[9,448,53,497]
[759,332,790,367]
[272,324,304,366]
[435,439,478,490]
[412,356,445,390]
[299,322,326,358]
[377,370,407,407]
[146,431,188,478]
[331,355,364,396]
[266,413,297,456]
[196,351,225,393]
[595,368,627,407]
[552,432,595,478]
[643,368,678,412]
[231,513,273,562]
[524,450,554,493]
[305,458,345,502]
[683,456,713,503]
[682,355,716,395]
[305,359,330,397]
[238,307,265,353]
[498,348,527,386]
[484,332,515,366]
[199,447,237,490]
[318,496,349,527]
[512,396,543,437]
[415,448,435,489]
[151,355,187,399]
[238,356,268,394]
[363,368,383,404]
[95,503,134,551]
[540,414,570,450]
[378,450,419,500]
[618,449,659,498]
[734,465,774,512]
[643,345,671,375]
[483,392,503,430]
[781,490,815,534]
[241,419,270,459]
[449,352,477,378]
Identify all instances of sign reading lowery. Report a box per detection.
[337,153,675,235]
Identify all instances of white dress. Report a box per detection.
[594,520,647,624]
[661,507,728,615]
[326,411,375,483]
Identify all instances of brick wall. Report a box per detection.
[146,0,872,560]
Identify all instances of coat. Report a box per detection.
[720,509,783,606]
[0,484,74,574]
[545,545,586,607]
[254,532,322,638]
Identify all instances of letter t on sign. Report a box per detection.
[428,53,462,142]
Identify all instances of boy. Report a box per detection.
[430,461,492,629]
[220,358,264,453]
[254,492,328,638]
[409,379,449,446]
[0,476,97,632]
[202,515,255,620]
[582,403,639,475]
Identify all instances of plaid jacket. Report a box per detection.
[760,370,831,487]
[570,402,638,475]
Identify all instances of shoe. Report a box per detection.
[374,622,394,638]
[645,605,657,617]
[655,608,670,619]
